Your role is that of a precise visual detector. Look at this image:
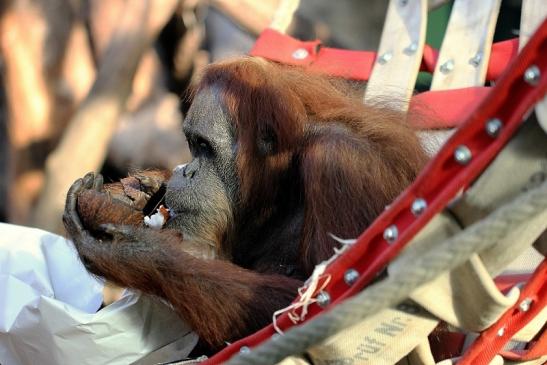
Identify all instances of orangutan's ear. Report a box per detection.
[256,130,278,155]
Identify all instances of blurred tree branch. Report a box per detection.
[0,0,95,223]
[31,0,179,232]
[211,0,281,36]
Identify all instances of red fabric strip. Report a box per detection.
[250,28,519,82]
[249,28,375,80]
[409,87,491,129]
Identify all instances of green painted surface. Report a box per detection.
[416,1,453,91]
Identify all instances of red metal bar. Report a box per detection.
[458,260,546,364]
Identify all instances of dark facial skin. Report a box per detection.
[166,87,239,255]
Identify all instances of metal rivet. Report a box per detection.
[378,52,393,65]
[469,53,483,67]
[399,0,409,5]
[292,48,309,60]
[316,291,330,307]
[344,269,359,285]
[383,225,398,243]
[485,118,503,137]
[524,65,540,85]
[454,145,472,165]
[440,59,455,74]
[403,42,418,55]
[240,346,251,354]
[411,198,427,216]
[497,327,505,337]
[519,298,532,312]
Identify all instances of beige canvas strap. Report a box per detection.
[269,0,299,34]
[399,339,436,365]
[307,302,439,365]
[398,253,520,331]
[421,0,502,154]
[430,0,501,90]
[364,0,427,110]
[519,0,547,50]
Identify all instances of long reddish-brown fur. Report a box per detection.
[199,57,427,271]
[71,57,427,350]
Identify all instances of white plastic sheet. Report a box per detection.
[0,223,197,365]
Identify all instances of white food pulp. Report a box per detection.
[144,208,167,229]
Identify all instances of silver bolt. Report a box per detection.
[344,269,359,285]
[485,118,503,137]
[519,298,532,312]
[440,59,455,74]
[497,327,505,337]
[454,145,472,165]
[523,65,540,85]
[316,291,330,307]
[383,225,398,243]
[292,48,309,60]
[378,52,393,65]
[469,53,483,67]
[240,346,251,354]
[404,42,418,55]
[411,198,427,216]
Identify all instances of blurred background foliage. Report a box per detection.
[0,0,522,233]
